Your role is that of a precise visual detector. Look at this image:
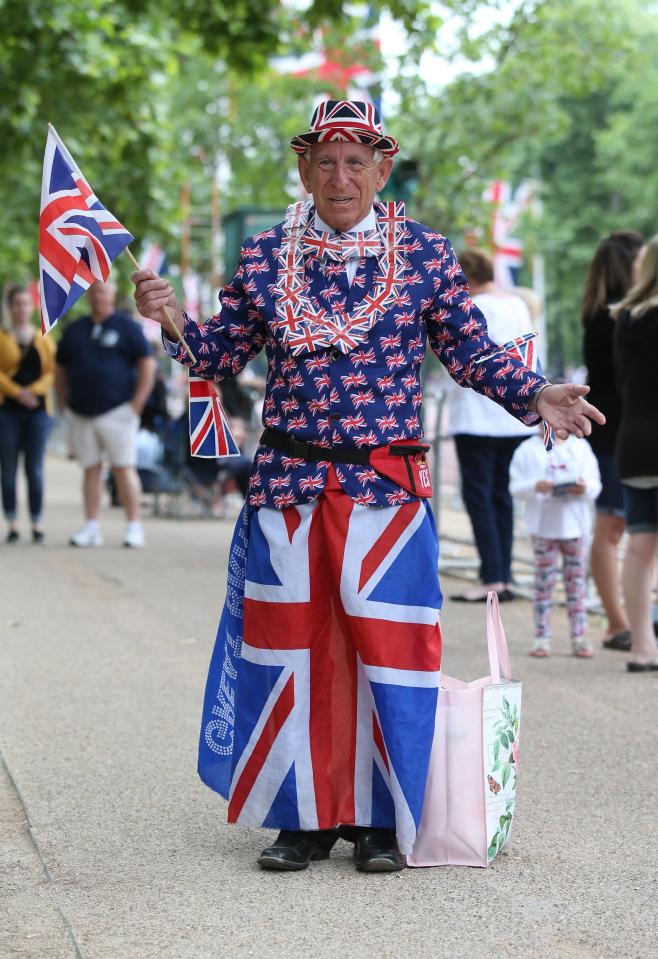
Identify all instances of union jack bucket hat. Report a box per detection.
[290,100,399,157]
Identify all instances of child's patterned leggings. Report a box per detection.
[532,535,587,640]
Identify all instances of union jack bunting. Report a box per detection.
[189,373,240,458]
[477,332,556,451]
[39,125,133,334]
[198,470,442,853]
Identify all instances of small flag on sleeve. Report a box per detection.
[189,374,240,458]
[477,332,556,451]
[39,125,134,334]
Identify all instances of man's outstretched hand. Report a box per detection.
[131,270,184,341]
[536,384,605,440]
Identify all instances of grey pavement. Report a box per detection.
[0,455,656,959]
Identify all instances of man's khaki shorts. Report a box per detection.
[68,402,139,469]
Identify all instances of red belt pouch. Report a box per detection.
[369,440,433,497]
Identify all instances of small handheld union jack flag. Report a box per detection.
[477,331,556,451]
[189,374,240,459]
[39,125,134,334]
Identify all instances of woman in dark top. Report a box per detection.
[612,235,658,670]
[582,230,644,649]
[0,286,56,543]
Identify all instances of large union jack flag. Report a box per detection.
[189,373,240,458]
[39,125,133,334]
[198,470,442,853]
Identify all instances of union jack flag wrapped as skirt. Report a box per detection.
[198,469,442,854]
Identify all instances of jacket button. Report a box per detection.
[330,348,342,361]
[331,412,341,422]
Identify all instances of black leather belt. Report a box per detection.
[260,427,372,465]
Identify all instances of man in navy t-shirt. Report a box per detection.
[56,280,156,548]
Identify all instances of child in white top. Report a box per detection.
[509,433,601,657]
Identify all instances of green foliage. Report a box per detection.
[3,0,657,372]
[0,0,434,293]
[394,0,658,369]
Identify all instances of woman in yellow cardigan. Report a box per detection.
[0,286,56,543]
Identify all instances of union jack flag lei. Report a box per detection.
[477,332,555,451]
[39,125,133,334]
[272,199,407,357]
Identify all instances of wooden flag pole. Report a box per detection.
[125,248,196,363]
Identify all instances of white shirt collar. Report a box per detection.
[314,207,377,235]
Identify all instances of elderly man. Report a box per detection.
[133,101,603,872]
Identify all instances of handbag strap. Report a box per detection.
[486,591,512,684]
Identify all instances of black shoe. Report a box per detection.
[354,828,405,873]
[257,829,338,871]
[32,529,46,545]
[6,530,19,544]
[602,631,632,651]
[450,592,488,603]
[450,589,515,604]
[626,661,658,672]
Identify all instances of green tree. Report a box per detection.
[392,0,658,369]
[0,0,440,291]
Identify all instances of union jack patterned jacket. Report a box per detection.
[163,202,545,509]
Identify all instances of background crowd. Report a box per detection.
[1,227,656,671]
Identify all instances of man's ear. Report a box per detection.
[298,156,312,195]
[376,158,394,193]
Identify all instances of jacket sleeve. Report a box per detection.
[424,238,544,426]
[162,243,268,381]
[0,370,21,399]
[508,438,544,497]
[0,333,21,399]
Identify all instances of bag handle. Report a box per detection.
[486,591,512,684]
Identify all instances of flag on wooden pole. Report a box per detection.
[39,124,133,333]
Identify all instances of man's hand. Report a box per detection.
[535,480,554,494]
[131,270,184,341]
[16,389,38,409]
[536,384,605,440]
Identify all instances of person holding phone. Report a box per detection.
[509,431,601,658]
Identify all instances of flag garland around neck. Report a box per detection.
[272,199,407,357]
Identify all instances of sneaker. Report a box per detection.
[530,638,551,658]
[572,638,594,658]
[32,529,46,545]
[6,529,19,544]
[123,523,145,549]
[70,525,103,547]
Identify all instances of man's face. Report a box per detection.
[298,142,393,232]
[87,281,116,320]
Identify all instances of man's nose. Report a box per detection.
[329,161,351,187]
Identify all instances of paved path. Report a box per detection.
[1,457,655,959]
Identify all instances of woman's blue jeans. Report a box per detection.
[454,433,524,585]
[0,407,52,524]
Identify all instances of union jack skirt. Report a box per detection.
[198,468,442,854]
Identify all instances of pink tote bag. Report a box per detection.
[408,592,521,867]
